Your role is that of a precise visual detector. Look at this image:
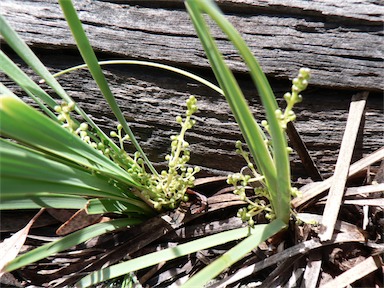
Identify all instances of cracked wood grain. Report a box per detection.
[1,0,383,91]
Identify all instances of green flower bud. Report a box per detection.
[79,123,88,131]
[176,115,183,123]
[67,102,75,111]
[62,105,70,114]
[275,109,283,118]
[182,155,190,162]
[261,120,268,127]
[80,131,87,139]
[296,95,303,103]
[299,67,311,79]
[292,85,300,93]
[292,78,300,86]
[54,105,62,113]
[154,202,161,210]
[283,92,291,102]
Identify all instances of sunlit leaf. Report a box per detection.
[4,218,141,272]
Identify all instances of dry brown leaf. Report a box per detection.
[0,208,45,276]
[55,208,104,236]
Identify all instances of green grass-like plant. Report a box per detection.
[0,0,201,278]
[0,0,310,286]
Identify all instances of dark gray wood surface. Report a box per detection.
[1,0,383,90]
[1,0,383,179]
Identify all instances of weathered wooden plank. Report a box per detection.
[1,0,382,91]
[127,0,384,24]
[1,52,383,179]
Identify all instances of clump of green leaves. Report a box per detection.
[55,96,200,211]
[228,68,311,226]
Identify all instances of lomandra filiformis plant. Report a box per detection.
[0,0,313,286]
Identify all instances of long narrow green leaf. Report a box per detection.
[86,198,149,215]
[1,177,138,208]
[200,1,291,223]
[0,83,18,98]
[1,140,120,192]
[0,95,139,188]
[0,50,58,119]
[0,194,87,210]
[75,224,268,287]
[0,16,65,109]
[185,3,277,187]
[0,139,152,212]
[1,177,150,213]
[186,0,290,222]
[185,1,275,176]
[0,14,121,156]
[4,218,142,272]
[58,0,158,177]
[0,50,56,108]
[182,219,286,287]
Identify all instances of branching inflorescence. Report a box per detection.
[228,68,311,226]
[55,96,200,211]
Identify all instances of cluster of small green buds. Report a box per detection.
[186,95,198,116]
[107,124,148,181]
[261,68,310,133]
[54,101,76,133]
[140,96,200,211]
[75,122,93,146]
[227,173,249,201]
[229,69,311,226]
[236,197,273,227]
[53,96,200,212]
[281,68,311,129]
[228,140,274,226]
[110,124,130,151]
[54,101,106,152]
